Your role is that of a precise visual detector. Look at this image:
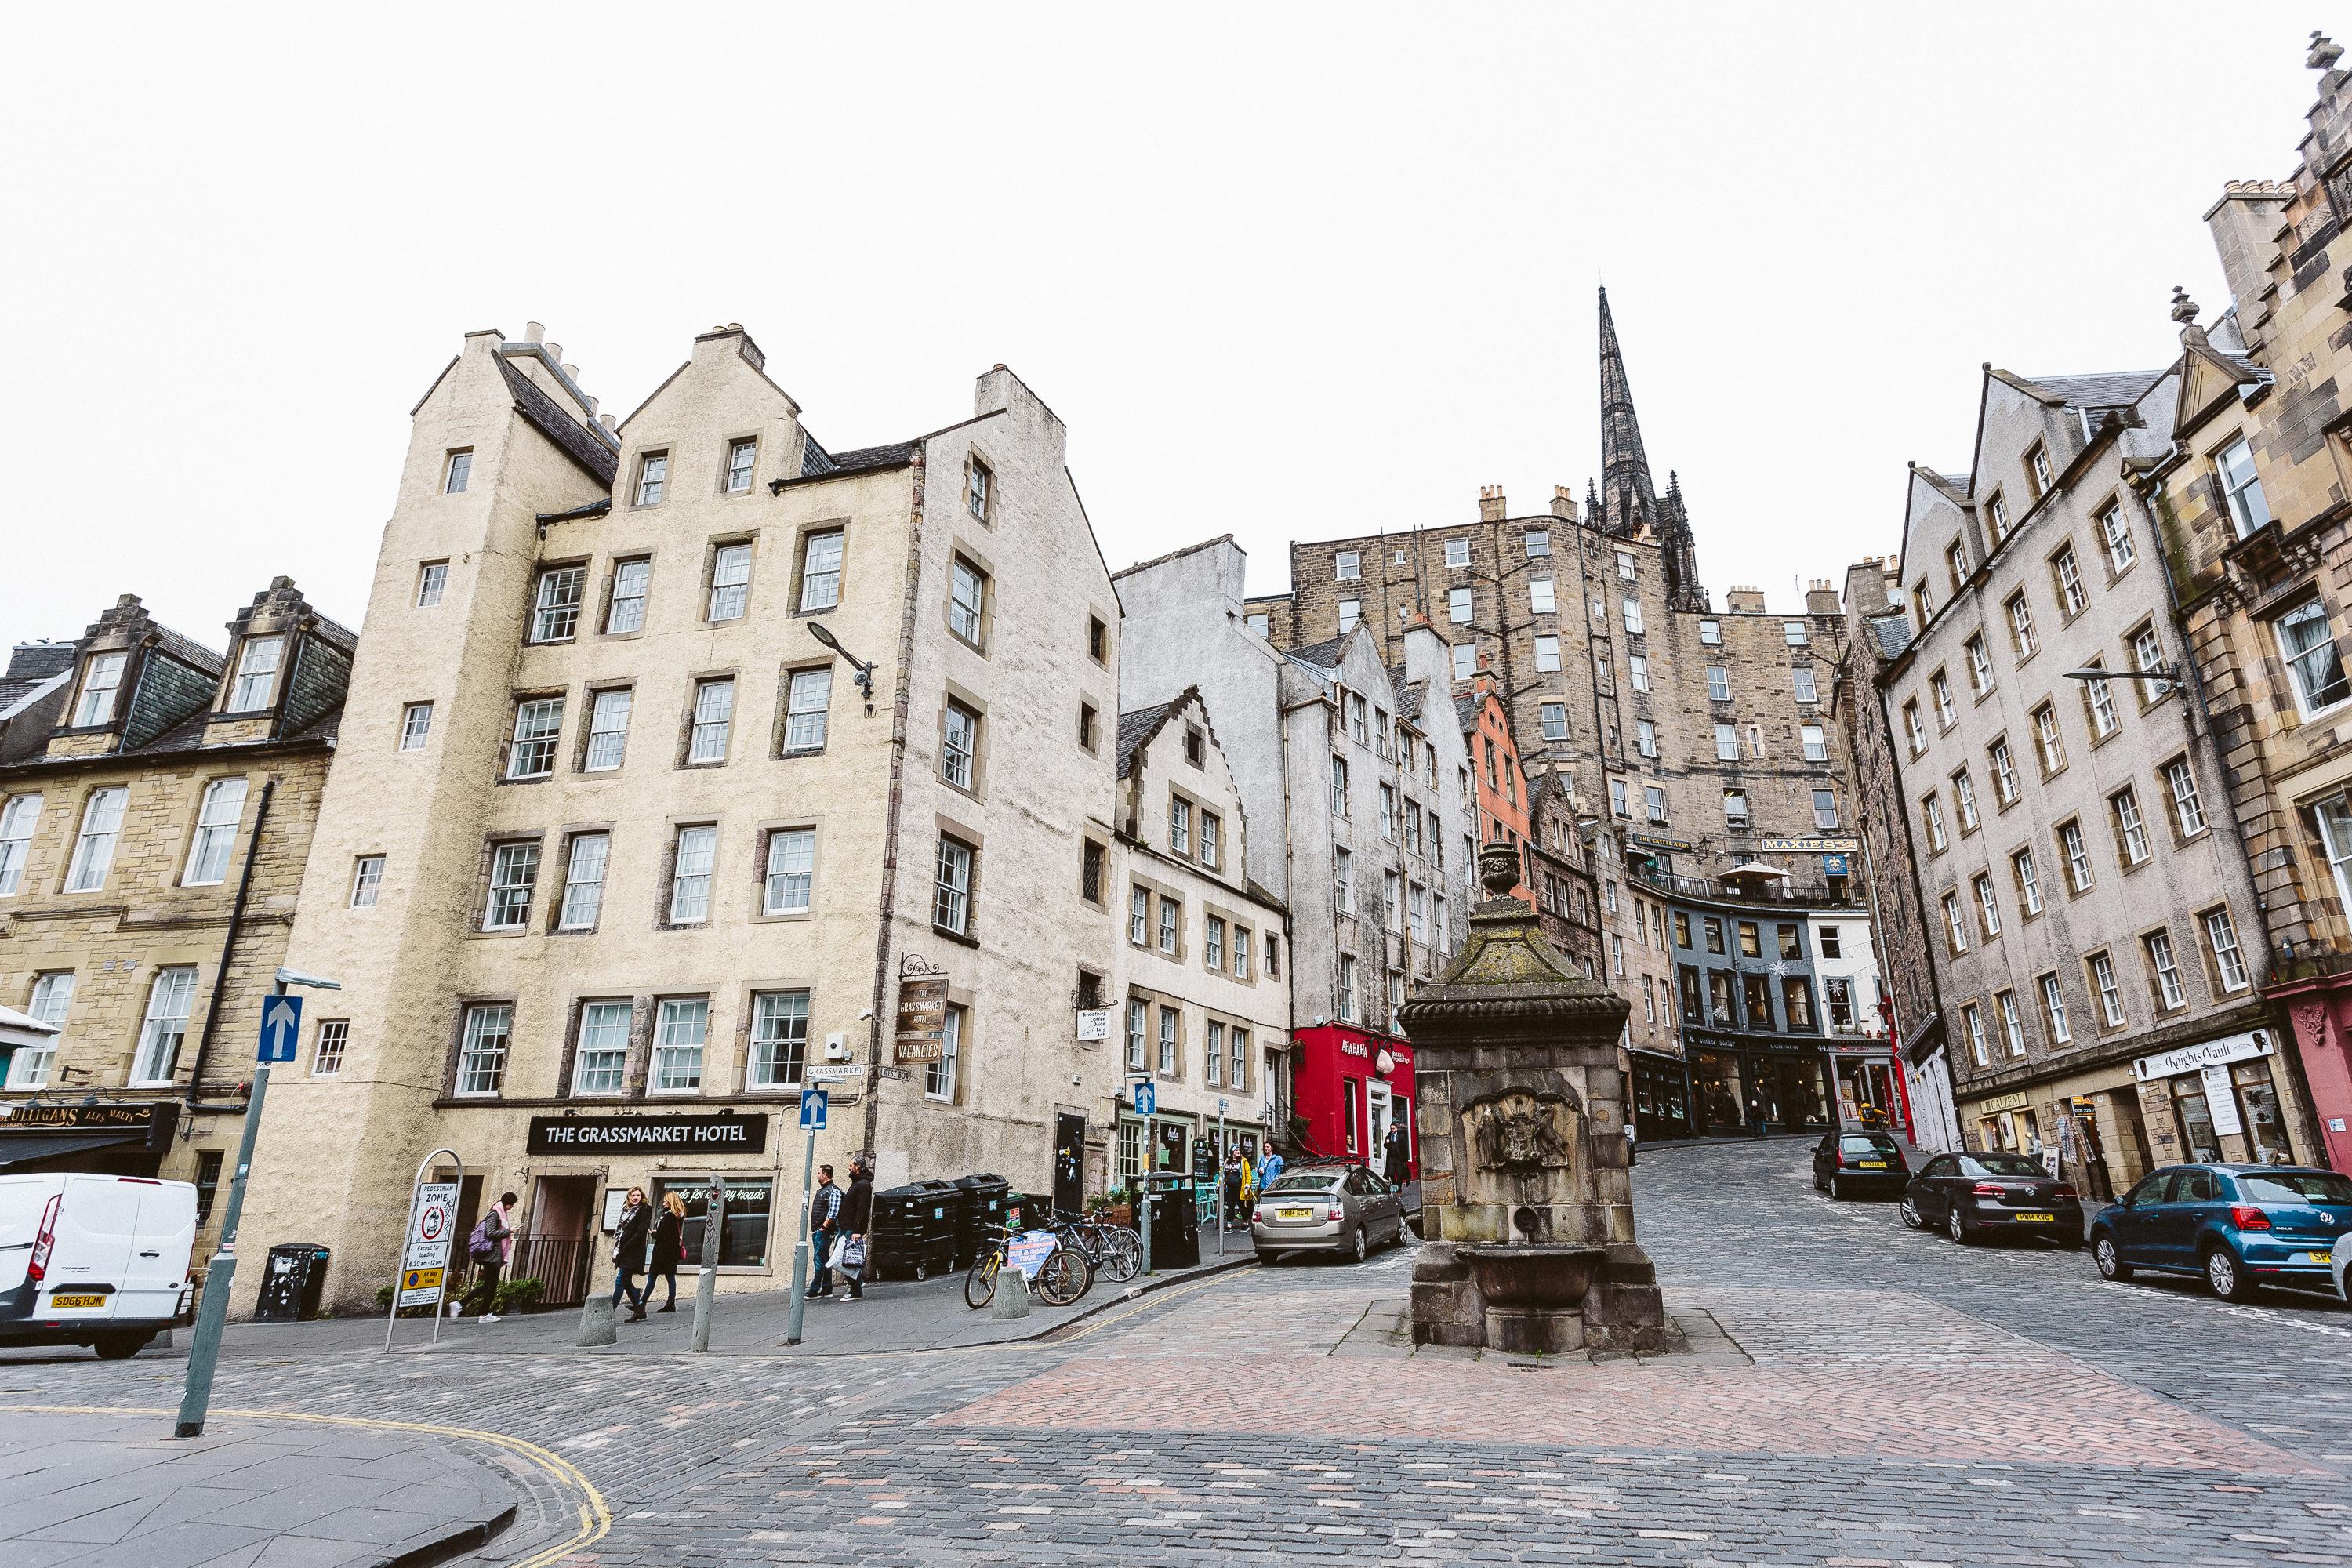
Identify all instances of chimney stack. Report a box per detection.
[1479,485,1508,522]
[1551,485,1577,521]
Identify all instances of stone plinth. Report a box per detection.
[1399,842,1679,1354]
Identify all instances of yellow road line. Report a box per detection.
[1050,1265,1257,1342]
[1,1403,608,1567]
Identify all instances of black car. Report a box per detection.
[1900,1149,2084,1247]
[1812,1131,1910,1199]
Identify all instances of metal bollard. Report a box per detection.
[990,1265,1032,1320]
[575,1294,617,1348]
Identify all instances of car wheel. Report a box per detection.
[2094,1234,2131,1280]
[2205,1245,2255,1301]
[1257,1250,1283,1268]
[1947,1204,1973,1245]
[1828,1174,1842,1201]
[93,1333,149,1361]
[1898,1194,1924,1229]
[1348,1225,1368,1265]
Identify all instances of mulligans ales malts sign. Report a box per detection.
[527,1113,769,1156]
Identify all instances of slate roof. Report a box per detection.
[0,695,340,771]
[797,436,919,477]
[1386,666,1425,724]
[498,359,617,486]
[1284,635,1348,669]
[1116,701,1174,780]
[1454,691,1479,735]
[0,645,74,714]
[1870,611,1914,660]
[2028,369,2167,409]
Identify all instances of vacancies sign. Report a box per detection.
[528,1113,769,1156]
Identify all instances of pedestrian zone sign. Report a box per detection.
[397,1181,459,1308]
[800,1088,828,1131]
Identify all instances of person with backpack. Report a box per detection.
[468,1192,517,1321]
[610,1187,652,1321]
[646,1192,687,1312]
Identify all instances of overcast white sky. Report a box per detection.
[0,7,2325,648]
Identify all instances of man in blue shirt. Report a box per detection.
[1255,1144,1285,1191]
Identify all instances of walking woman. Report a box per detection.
[610,1186,652,1321]
[647,1191,687,1312]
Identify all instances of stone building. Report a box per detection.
[241,322,1122,1312]
[1247,293,1867,1142]
[1523,771,1604,982]
[0,583,351,1247]
[1103,688,1290,1192]
[1835,557,1958,1149]
[2134,34,2352,1174]
[1873,355,2289,1200]
[1116,536,1473,1171]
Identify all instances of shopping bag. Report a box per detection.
[839,1236,868,1276]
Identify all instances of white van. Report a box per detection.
[0,1172,197,1358]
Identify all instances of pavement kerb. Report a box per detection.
[0,1402,608,1568]
[1023,1254,1258,1343]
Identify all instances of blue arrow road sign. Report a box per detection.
[1133,1080,1156,1118]
[800,1088,828,1131]
[257,993,303,1064]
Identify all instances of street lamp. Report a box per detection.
[807,622,877,714]
[2062,665,2180,700]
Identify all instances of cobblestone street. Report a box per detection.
[6,1138,2350,1566]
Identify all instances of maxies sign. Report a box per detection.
[526,1113,769,1156]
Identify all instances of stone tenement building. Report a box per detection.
[1118,536,1471,1172]
[1837,555,1959,1149]
[0,583,351,1235]
[1246,291,1871,1143]
[1871,358,2289,1200]
[238,322,1129,1312]
[2137,33,2352,1174]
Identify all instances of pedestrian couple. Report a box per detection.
[608,1188,688,1321]
[805,1159,873,1301]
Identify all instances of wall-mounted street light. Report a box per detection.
[808,622,877,715]
[2063,665,2180,700]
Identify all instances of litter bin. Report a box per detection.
[1142,1173,1199,1269]
[255,1242,331,1322]
[951,1174,1008,1266]
[870,1181,959,1280]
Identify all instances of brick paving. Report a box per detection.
[5,1138,2352,1565]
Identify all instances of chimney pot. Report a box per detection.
[561,364,579,380]
[543,343,562,362]
[597,413,619,432]
[524,321,545,343]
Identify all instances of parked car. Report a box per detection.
[2090,1163,2352,1301]
[1250,1164,1406,1265]
[1900,1150,2083,1247]
[0,1172,198,1359]
[1812,1131,1910,1200]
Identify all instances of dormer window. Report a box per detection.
[71,652,125,727]
[227,637,282,710]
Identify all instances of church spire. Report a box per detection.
[1598,286,1659,539]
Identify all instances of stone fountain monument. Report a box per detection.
[1399,841,1679,1354]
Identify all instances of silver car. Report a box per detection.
[1250,1165,1407,1265]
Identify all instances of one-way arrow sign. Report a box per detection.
[257,993,303,1064]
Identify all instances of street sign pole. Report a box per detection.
[786,1088,826,1346]
[1131,1079,1156,1276]
[385,1147,461,1352]
[690,1181,724,1353]
[177,975,320,1438]
[1217,1099,1229,1256]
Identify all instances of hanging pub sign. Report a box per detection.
[0,1101,178,1152]
[895,975,949,1062]
[1625,831,1693,853]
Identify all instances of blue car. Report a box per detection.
[2089,1163,2352,1301]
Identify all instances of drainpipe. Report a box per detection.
[186,776,275,1112]
[862,448,927,1163]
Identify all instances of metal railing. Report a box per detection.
[1632,869,1853,906]
[504,1234,597,1308]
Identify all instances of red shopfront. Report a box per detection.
[1289,1024,1417,1178]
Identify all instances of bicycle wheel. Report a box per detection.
[1033,1247,1094,1307]
[1098,1225,1141,1283]
[964,1251,1000,1309]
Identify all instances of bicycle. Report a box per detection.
[964,1221,1094,1309]
[1048,1211,1141,1284]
